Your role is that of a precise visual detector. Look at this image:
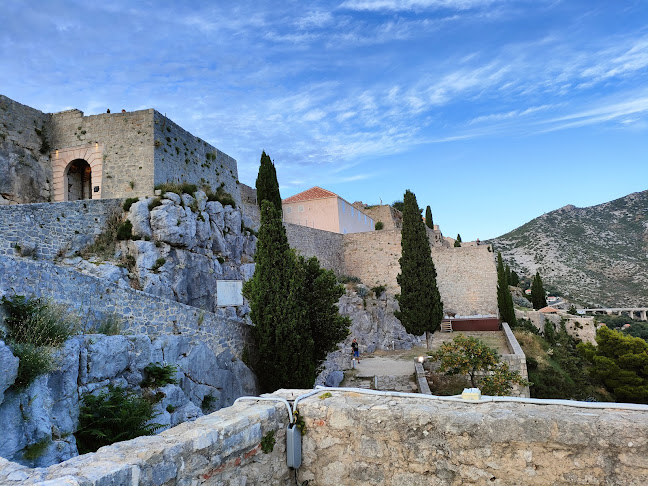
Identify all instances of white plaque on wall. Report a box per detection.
[217,280,243,306]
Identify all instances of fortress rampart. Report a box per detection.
[2,390,647,485]
[0,199,122,260]
[286,225,498,316]
[0,256,249,359]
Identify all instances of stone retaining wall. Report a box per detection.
[0,256,250,359]
[299,391,648,485]
[3,391,648,485]
[501,322,530,398]
[0,199,122,260]
[0,400,291,485]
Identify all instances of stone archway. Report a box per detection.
[52,144,103,202]
[65,159,92,201]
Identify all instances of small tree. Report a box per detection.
[531,271,548,310]
[496,252,517,326]
[392,200,404,212]
[578,326,648,403]
[425,205,433,229]
[510,270,520,287]
[567,305,578,315]
[429,335,529,396]
[395,190,443,349]
[454,234,462,247]
[255,151,282,211]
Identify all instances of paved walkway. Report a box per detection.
[342,347,428,392]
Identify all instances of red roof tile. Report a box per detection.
[283,186,338,204]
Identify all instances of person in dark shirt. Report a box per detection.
[351,338,360,363]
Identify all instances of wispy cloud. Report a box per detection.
[338,0,501,12]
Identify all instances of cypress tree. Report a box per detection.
[299,256,351,365]
[505,264,511,284]
[242,201,312,392]
[510,270,520,287]
[255,151,282,211]
[497,252,517,326]
[425,205,433,229]
[395,190,443,348]
[454,234,462,247]
[530,271,548,310]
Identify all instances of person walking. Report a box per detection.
[351,338,360,363]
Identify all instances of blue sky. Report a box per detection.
[2,1,647,240]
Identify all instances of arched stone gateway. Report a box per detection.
[65,159,92,201]
[51,144,103,202]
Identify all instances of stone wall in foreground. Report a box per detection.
[2,390,648,485]
[300,392,648,485]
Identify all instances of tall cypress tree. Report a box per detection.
[242,201,312,392]
[395,190,443,348]
[255,151,282,211]
[454,234,462,247]
[531,271,548,310]
[510,270,520,287]
[497,252,517,326]
[425,205,433,229]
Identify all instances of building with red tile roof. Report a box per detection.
[282,186,374,234]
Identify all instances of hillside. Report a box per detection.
[490,190,648,307]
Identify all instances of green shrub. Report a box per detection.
[375,221,384,230]
[81,211,122,260]
[201,394,217,411]
[166,404,176,413]
[76,385,161,454]
[261,430,275,454]
[151,258,166,273]
[11,342,55,388]
[338,275,361,284]
[206,187,236,208]
[371,285,386,297]
[141,363,178,388]
[122,197,139,212]
[154,182,198,197]
[148,197,163,210]
[96,313,123,336]
[23,437,51,461]
[1,295,76,347]
[1,295,78,389]
[116,220,133,240]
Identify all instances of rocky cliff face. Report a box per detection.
[490,190,648,307]
[64,190,257,315]
[316,288,424,386]
[0,96,52,205]
[0,334,257,468]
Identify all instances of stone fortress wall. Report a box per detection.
[334,229,498,316]
[48,107,154,200]
[0,95,53,204]
[0,199,122,260]
[3,390,648,485]
[0,256,250,360]
[152,111,241,207]
[284,223,345,275]
[0,95,241,206]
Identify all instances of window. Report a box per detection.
[298,205,304,212]
[364,215,367,224]
[351,207,354,216]
[341,201,345,213]
[286,207,292,214]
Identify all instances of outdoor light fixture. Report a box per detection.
[418,356,424,363]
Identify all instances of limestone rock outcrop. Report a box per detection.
[0,334,257,468]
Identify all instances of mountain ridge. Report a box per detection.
[490,189,648,307]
